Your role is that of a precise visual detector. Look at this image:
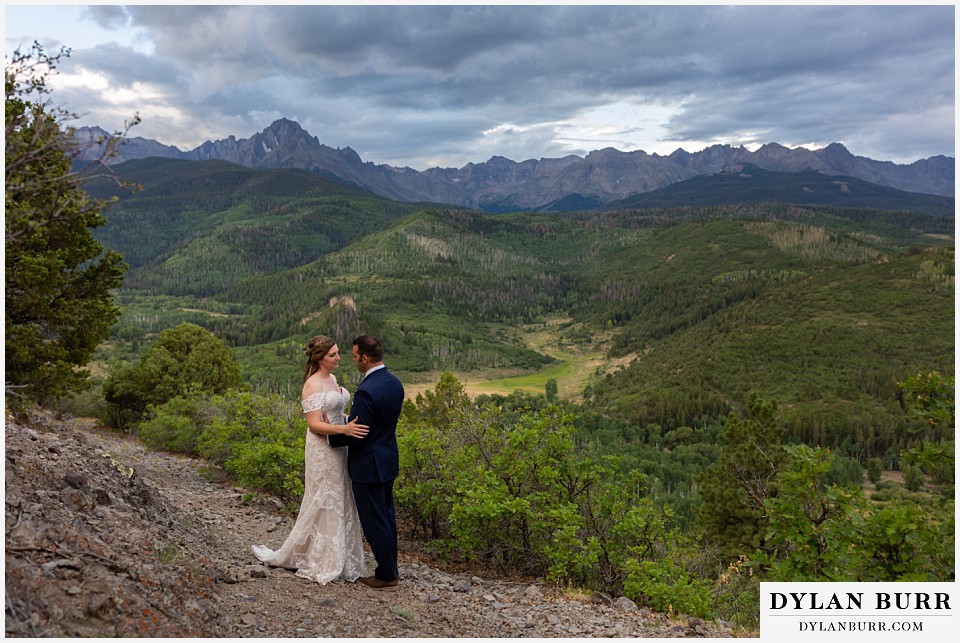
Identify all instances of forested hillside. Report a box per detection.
[85,158,422,295]
[575,212,954,433]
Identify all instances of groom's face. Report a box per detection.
[352,345,369,373]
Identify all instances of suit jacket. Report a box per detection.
[329,367,404,484]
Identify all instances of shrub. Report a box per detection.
[196,390,304,469]
[758,444,868,581]
[104,322,243,424]
[445,404,600,576]
[901,464,925,492]
[226,441,305,504]
[120,388,308,505]
[397,374,700,600]
[712,556,760,630]
[137,395,210,454]
[623,557,713,619]
[823,453,864,488]
[395,373,468,542]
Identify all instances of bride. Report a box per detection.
[251,335,369,584]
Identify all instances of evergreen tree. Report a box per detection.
[545,377,558,402]
[5,44,126,403]
[866,457,884,486]
[104,322,244,423]
[695,393,785,559]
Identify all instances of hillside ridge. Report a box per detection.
[602,163,954,215]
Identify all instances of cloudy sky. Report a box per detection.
[4,3,955,170]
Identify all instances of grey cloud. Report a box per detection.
[19,4,952,167]
[84,5,131,29]
[72,43,180,89]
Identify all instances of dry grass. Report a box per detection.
[402,315,635,402]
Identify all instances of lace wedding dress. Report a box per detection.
[251,388,365,584]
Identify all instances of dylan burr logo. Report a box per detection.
[761,582,955,639]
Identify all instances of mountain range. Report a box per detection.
[74,118,955,212]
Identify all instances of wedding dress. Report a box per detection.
[251,388,366,584]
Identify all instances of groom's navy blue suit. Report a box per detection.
[329,365,404,582]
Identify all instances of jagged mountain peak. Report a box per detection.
[267,116,303,129]
[260,118,313,143]
[823,142,852,154]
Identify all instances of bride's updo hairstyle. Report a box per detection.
[303,335,337,383]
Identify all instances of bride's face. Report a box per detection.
[322,344,341,371]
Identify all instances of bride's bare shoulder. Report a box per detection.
[301,375,323,400]
[302,373,339,400]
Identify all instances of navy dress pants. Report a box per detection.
[351,479,399,581]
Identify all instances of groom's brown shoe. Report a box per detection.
[358,575,399,591]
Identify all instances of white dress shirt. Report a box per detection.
[363,364,385,379]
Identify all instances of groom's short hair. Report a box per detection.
[353,335,383,362]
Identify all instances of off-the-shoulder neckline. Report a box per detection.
[302,387,346,401]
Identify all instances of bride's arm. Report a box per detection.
[304,409,368,437]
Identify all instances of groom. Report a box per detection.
[329,335,404,591]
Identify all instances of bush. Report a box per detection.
[396,416,455,543]
[196,390,304,467]
[137,395,210,454]
[759,444,868,581]
[120,388,308,505]
[51,383,113,425]
[104,323,243,424]
[227,441,305,504]
[712,556,760,630]
[397,374,703,601]
[444,404,601,576]
[395,374,468,542]
[823,453,864,487]
[859,504,928,581]
[899,371,954,440]
[623,557,713,618]
[901,464,925,492]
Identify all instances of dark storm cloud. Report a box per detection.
[278,5,544,72]
[73,43,180,89]
[9,4,953,168]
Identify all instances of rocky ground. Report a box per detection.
[5,407,741,638]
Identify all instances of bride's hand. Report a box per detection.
[341,418,369,438]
